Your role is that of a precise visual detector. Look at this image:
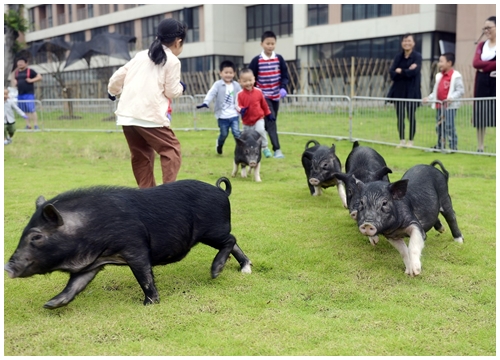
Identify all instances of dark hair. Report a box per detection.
[441,52,455,66]
[17,57,28,63]
[261,31,276,42]
[148,18,187,66]
[486,16,496,24]
[401,33,415,42]
[219,60,236,72]
[239,68,253,77]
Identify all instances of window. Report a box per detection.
[115,21,136,51]
[247,4,293,41]
[70,31,86,43]
[28,8,35,32]
[172,7,200,43]
[308,4,328,26]
[88,4,94,18]
[91,26,108,38]
[68,5,72,22]
[141,14,164,50]
[99,4,110,16]
[47,5,53,27]
[341,4,391,22]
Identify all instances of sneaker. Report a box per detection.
[396,140,405,148]
[406,140,413,148]
[34,125,40,130]
[215,140,222,155]
[263,148,272,158]
[273,149,285,158]
[25,125,31,130]
[4,139,10,145]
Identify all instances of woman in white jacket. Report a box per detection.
[423,53,464,151]
[108,18,186,188]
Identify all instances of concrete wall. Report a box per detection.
[455,4,496,68]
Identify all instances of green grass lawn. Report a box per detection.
[3,130,496,355]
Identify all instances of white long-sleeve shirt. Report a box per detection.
[4,99,26,124]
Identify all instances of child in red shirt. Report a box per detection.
[423,53,464,150]
[236,68,274,157]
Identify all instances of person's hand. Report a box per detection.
[422,97,428,104]
[23,115,29,119]
[108,92,116,101]
[196,103,208,109]
[409,63,417,70]
[268,114,276,122]
[240,107,248,117]
[180,81,186,93]
[25,78,33,83]
[395,68,402,74]
[167,113,172,121]
[279,88,287,98]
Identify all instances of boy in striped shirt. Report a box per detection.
[249,31,290,159]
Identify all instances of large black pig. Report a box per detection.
[355,160,463,276]
[232,129,262,182]
[301,140,347,208]
[4,178,252,309]
[333,141,392,221]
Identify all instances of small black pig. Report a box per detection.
[232,129,262,182]
[334,141,392,221]
[4,178,252,309]
[301,139,347,207]
[355,160,463,276]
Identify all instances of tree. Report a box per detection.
[4,5,28,86]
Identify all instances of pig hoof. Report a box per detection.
[255,178,262,182]
[231,173,237,178]
[454,236,464,244]
[437,226,445,233]
[369,236,379,246]
[143,296,160,305]
[241,263,252,274]
[44,300,67,309]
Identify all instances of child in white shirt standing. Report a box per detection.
[4,88,28,145]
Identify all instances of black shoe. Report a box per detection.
[216,142,223,155]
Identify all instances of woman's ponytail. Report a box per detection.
[148,38,167,66]
[148,18,187,66]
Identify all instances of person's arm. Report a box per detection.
[248,56,259,79]
[424,74,439,102]
[402,52,422,78]
[108,57,134,96]
[27,70,42,83]
[472,42,497,73]
[10,71,17,87]
[203,81,219,105]
[11,101,27,118]
[278,55,290,89]
[261,91,271,117]
[389,54,401,81]
[449,75,465,100]
[163,60,184,99]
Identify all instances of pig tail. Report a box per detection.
[148,18,187,66]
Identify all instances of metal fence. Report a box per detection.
[14,96,495,156]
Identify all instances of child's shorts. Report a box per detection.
[17,94,36,113]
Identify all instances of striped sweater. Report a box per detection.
[249,51,290,101]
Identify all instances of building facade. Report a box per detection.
[6,4,496,97]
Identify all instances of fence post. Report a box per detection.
[349,57,355,141]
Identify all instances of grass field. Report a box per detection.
[3,129,496,356]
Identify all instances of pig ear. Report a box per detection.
[35,196,46,209]
[353,176,365,190]
[329,144,336,153]
[42,204,64,227]
[373,166,393,180]
[352,141,359,149]
[235,138,245,147]
[389,179,408,200]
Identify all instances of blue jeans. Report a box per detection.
[436,108,458,150]
[217,116,241,146]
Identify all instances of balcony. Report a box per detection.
[76,7,86,21]
[57,13,65,26]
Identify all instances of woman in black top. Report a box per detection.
[387,33,422,148]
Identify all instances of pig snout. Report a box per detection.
[309,178,320,186]
[359,223,377,236]
[248,161,257,168]
[4,263,17,279]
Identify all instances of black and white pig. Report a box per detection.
[355,160,463,276]
[333,141,392,220]
[232,129,262,182]
[301,140,347,208]
[4,177,252,309]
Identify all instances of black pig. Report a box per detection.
[232,129,262,182]
[301,140,347,207]
[355,160,463,276]
[334,141,392,221]
[4,178,252,309]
